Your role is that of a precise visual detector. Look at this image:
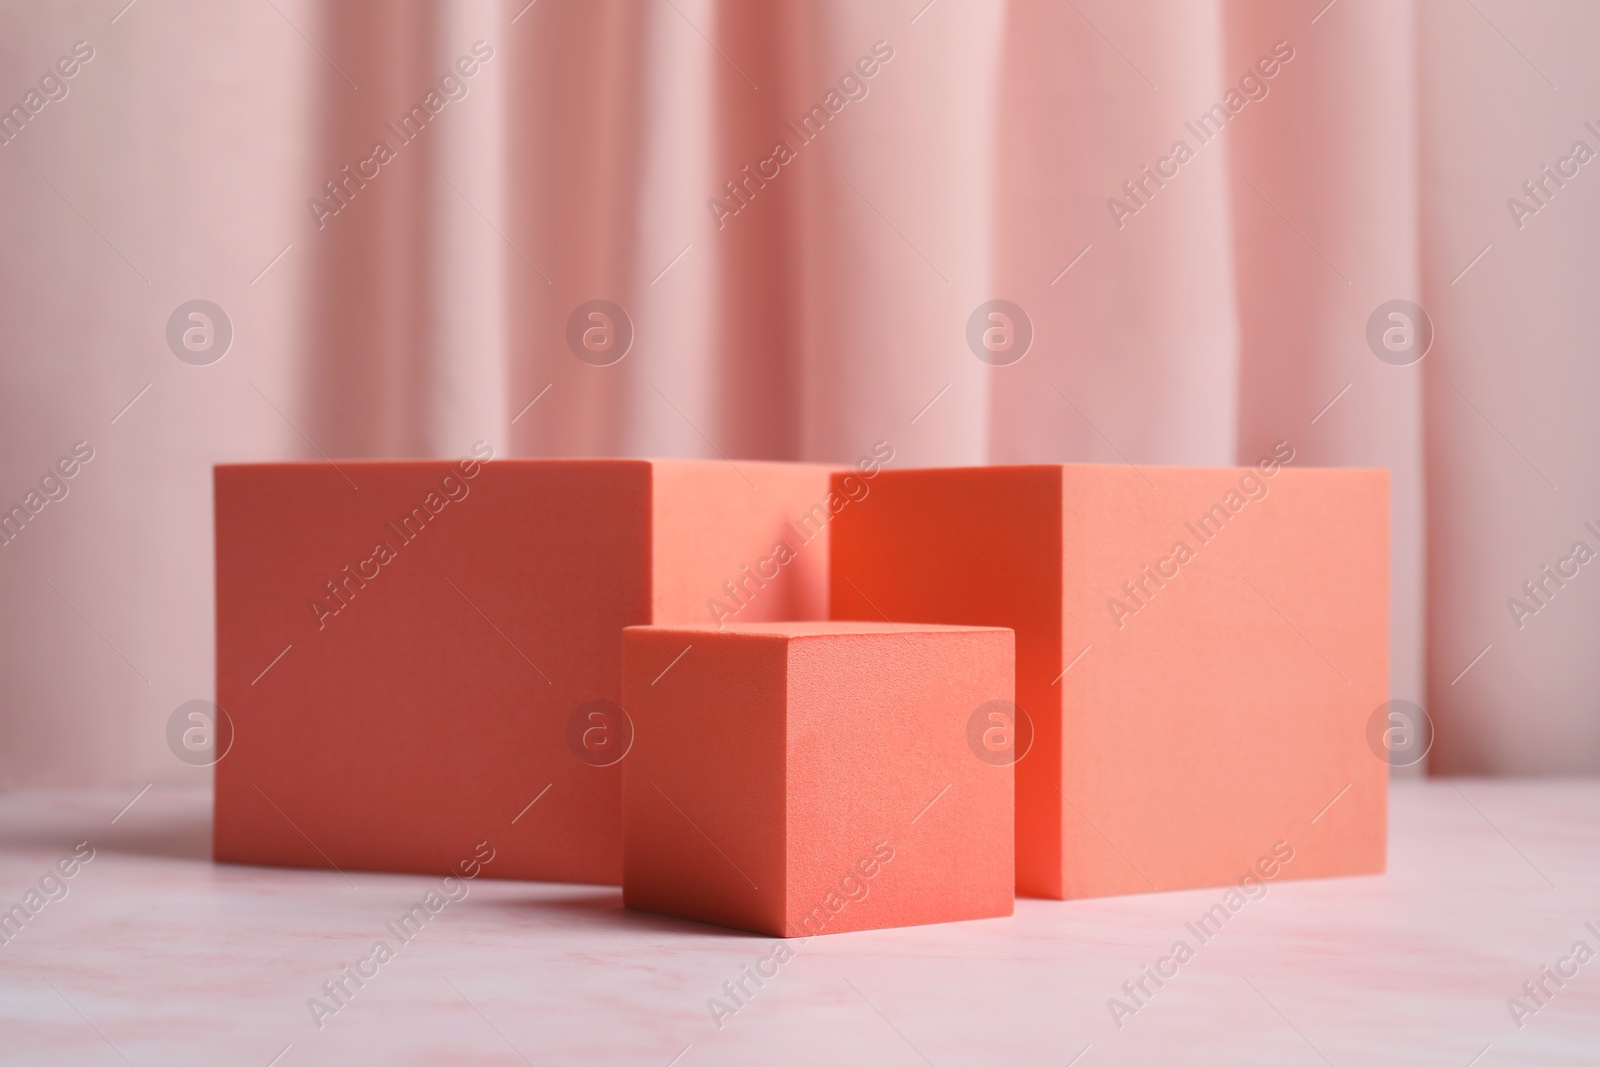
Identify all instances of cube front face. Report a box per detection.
[829,467,1066,897]
[830,463,1389,900]
[651,460,834,625]
[622,623,1014,937]
[1059,464,1388,896]
[216,460,654,884]
[783,627,1015,936]
[215,459,835,885]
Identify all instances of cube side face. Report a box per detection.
[1061,464,1388,898]
[649,461,836,627]
[215,461,652,884]
[828,467,1065,897]
[783,630,1014,936]
[621,629,788,934]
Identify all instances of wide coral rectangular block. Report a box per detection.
[828,456,1388,899]
[621,621,1015,936]
[214,454,838,884]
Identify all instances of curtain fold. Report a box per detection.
[0,0,1594,783]
[1419,0,1600,773]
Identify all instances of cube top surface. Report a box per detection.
[625,620,1010,639]
[856,461,1387,477]
[215,457,838,473]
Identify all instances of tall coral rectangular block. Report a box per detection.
[214,455,837,884]
[828,457,1388,899]
[621,622,1015,936]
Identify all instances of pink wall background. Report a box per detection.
[0,0,1594,785]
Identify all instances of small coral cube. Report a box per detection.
[621,621,1015,937]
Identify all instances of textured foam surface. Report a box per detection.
[829,462,1389,899]
[214,458,834,884]
[621,621,1015,935]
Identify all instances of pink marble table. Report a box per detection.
[1,780,1596,1065]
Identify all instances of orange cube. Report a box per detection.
[829,457,1388,899]
[214,456,840,884]
[621,621,1015,935]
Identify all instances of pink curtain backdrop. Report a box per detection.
[0,0,1594,785]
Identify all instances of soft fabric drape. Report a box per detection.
[0,0,1593,783]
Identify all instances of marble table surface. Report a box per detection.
[1,780,1596,1065]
